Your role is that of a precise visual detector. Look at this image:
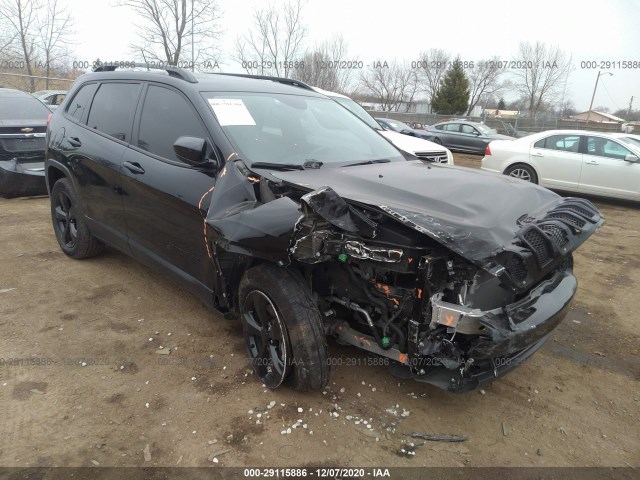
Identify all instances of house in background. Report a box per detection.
[572,110,626,124]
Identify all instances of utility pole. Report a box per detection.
[586,71,613,125]
[628,96,634,117]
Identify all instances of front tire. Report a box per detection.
[504,164,538,184]
[50,178,104,259]
[239,264,329,391]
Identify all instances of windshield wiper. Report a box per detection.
[249,162,305,171]
[341,159,391,167]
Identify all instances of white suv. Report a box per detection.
[312,87,454,165]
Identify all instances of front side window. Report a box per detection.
[137,85,207,162]
[461,124,478,134]
[586,136,633,160]
[86,83,141,141]
[444,123,460,132]
[203,92,403,166]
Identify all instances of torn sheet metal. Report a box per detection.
[270,161,603,275]
[300,186,377,238]
[205,160,301,262]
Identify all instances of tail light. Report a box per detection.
[47,113,52,124]
[485,144,492,156]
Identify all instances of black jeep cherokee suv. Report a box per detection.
[45,66,603,393]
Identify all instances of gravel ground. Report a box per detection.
[0,153,638,468]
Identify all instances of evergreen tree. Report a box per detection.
[497,97,506,110]
[431,59,470,115]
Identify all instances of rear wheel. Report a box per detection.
[51,178,104,259]
[432,137,443,145]
[239,264,329,391]
[504,164,538,184]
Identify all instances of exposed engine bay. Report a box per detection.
[205,158,603,392]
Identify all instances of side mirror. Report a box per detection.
[173,136,209,167]
[624,154,638,163]
[400,129,411,135]
[473,131,481,136]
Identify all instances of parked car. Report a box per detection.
[0,88,51,198]
[427,120,514,153]
[310,88,452,164]
[46,66,602,393]
[32,90,67,109]
[376,118,435,141]
[481,130,640,201]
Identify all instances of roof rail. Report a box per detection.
[92,63,198,83]
[211,73,314,91]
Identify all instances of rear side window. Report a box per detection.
[66,83,98,122]
[534,134,580,153]
[137,85,206,162]
[87,83,141,141]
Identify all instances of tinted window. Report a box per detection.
[586,136,632,160]
[138,85,206,162]
[536,134,580,152]
[87,83,141,141]
[67,84,97,122]
[0,96,51,120]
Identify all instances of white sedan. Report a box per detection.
[481,130,640,201]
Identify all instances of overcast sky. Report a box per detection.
[64,0,640,112]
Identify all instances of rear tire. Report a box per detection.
[504,164,538,184]
[239,264,330,391]
[432,137,443,145]
[50,178,104,259]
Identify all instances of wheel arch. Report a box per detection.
[503,161,540,181]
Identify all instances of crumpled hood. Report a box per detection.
[272,160,564,267]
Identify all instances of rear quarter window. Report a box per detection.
[66,83,98,122]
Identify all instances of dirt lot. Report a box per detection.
[0,153,639,468]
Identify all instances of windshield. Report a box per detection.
[331,96,380,130]
[203,93,403,166]
[382,119,411,132]
[620,136,640,151]
[0,96,51,120]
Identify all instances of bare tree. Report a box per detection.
[234,0,307,78]
[465,57,504,115]
[359,61,418,112]
[115,0,223,68]
[37,0,73,88]
[511,42,572,116]
[0,0,40,91]
[414,48,450,109]
[292,35,356,92]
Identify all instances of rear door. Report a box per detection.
[529,133,582,190]
[578,135,640,199]
[121,83,219,295]
[442,123,462,149]
[63,81,141,251]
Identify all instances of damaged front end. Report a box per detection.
[286,185,602,392]
[206,159,603,392]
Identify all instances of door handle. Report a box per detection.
[123,161,145,174]
[68,137,81,147]
[585,159,599,165]
[531,152,544,157]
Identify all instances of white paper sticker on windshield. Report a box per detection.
[208,98,256,126]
